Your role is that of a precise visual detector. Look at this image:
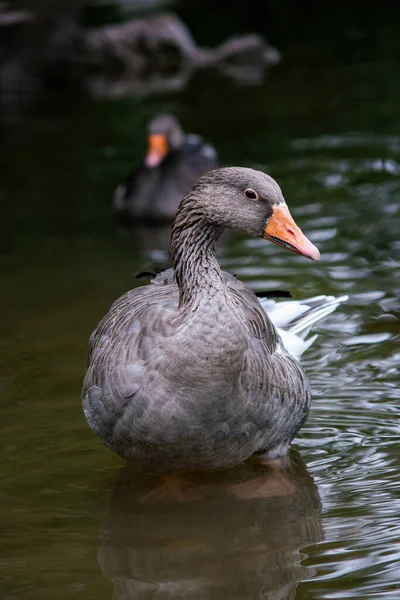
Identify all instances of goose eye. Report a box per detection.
[245,188,258,200]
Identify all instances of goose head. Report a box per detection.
[145,114,185,168]
[188,167,320,261]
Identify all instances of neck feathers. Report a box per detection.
[170,195,223,306]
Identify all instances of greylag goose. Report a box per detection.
[114,114,219,224]
[84,167,346,472]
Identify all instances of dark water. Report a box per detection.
[1,21,400,600]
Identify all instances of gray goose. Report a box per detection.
[84,167,344,472]
[114,114,219,224]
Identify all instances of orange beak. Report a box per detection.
[145,134,169,168]
[263,204,320,261]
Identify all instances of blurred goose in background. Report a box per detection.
[84,13,281,97]
[114,114,219,224]
[84,167,347,472]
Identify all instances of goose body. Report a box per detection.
[114,114,219,223]
[84,167,345,472]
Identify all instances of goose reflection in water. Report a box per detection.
[98,450,322,600]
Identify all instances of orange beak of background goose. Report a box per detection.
[145,134,169,168]
[264,204,320,261]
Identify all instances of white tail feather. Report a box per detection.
[259,294,348,359]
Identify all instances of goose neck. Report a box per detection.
[170,199,224,307]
